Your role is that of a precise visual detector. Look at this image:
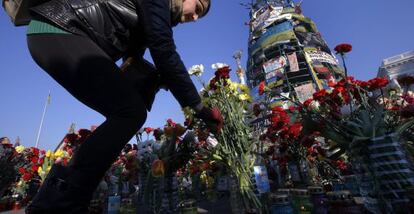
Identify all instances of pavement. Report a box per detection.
[0,195,232,214]
[0,209,25,214]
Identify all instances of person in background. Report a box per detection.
[25,0,223,213]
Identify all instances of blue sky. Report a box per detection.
[1,0,413,150]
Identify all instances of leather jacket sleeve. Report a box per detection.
[139,0,201,108]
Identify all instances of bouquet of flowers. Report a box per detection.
[140,120,200,213]
[186,63,261,210]
[0,142,22,197]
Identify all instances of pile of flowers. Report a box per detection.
[256,55,414,212]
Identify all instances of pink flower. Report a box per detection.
[55,157,63,164]
[167,119,176,127]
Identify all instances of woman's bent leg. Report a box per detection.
[26,34,147,213]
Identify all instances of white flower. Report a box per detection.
[188,64,204,77]
[309,100,321,112]
[206,136,218,148]
[54,157,63,164]
[211,63,229,71]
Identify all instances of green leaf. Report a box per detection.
[397,118,414,134]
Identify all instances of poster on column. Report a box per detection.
[305,50,338,65]
[253,166,270,194]
[262,56,287,73]
[251,5,284,33]
[287,52,300,72]
[266,68,284,80]
[267,77,284,89]
[294,83,316,103]
[295,31,331,54]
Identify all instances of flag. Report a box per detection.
[47,91,51,105]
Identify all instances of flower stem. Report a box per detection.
[341,54,353,114]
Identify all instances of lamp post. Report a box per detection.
[233,50,246,85]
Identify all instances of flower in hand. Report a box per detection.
[195,106,224,135]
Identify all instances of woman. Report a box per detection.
[25,0,223,213]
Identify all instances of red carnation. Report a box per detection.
[31,165,39,173]
[22,173,32,181]
[258,81,265,95]
[334,43,352,55]
[287,123,303,139]
[313,89,327,102]
[271,106,285,114]
[334,160,347,171]
[144,127,154,134]
[63,158,69,166]
[303,98,313,107]
[78,129,92,139]
[31,156,39,164]
[64,133,79,143]
[209,77,218,91]
[31,147,40,157]
[215,66,231,79]
[211,107,224,134]
[288,106,298,112]
[368,77,389,91]
[39,158,44,165]
[269,108,290,131]
[357,80,370,89]
[18,167,26,174]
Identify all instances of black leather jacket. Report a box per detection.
[31,0,201,108]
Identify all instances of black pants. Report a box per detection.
[27,33,147,189]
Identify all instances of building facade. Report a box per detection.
[378,50,414,81]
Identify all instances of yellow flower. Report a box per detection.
[228,82,238,92]
[238,93,251,101]
[37,166,43,174]
[46,150,52,158]
[37,166,46,177]
[239,84,250,94]
[15,145,25,153]
[182,107,194,117]
[54,149,64,158]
